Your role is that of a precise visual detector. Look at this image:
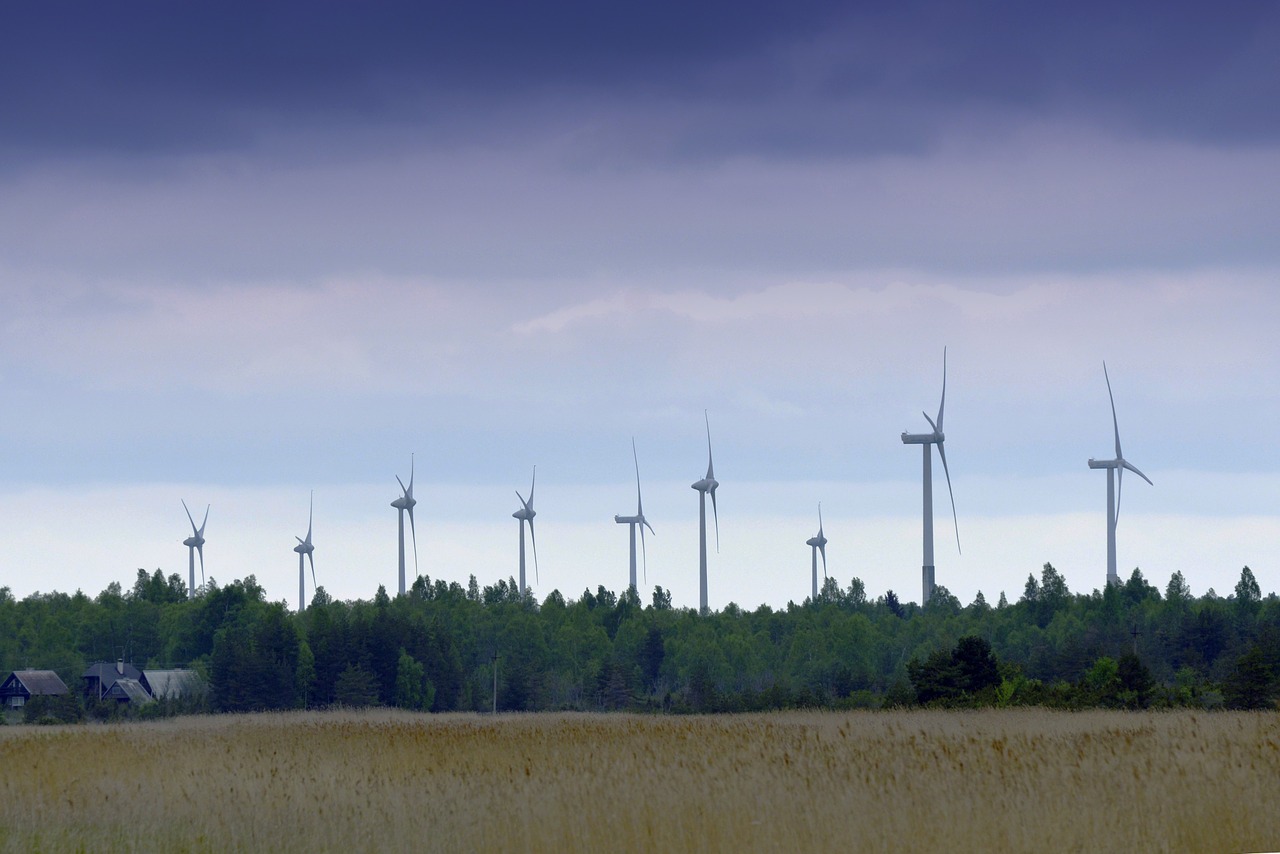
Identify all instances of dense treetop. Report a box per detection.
[2,562,1277,718]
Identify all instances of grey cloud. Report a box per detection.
[2,1,1277,167]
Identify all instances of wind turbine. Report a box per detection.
[900,348,960,606]
[690,411,720,614]
[391,455,417,596]
[1088,363,1153,587]
[512,466,538,596]
[181,500,208,599]
[294,492,316,613]
[614,439,656,594]
[806,503,827,602]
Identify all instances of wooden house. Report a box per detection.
[1,670,70,709]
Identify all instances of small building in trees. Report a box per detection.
[83,660,148,703]
[0,670,70,709]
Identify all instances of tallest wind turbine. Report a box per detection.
[900,348,960,606]
[690,412,720,614]
[1088,363,1153,587]
[391,455,418,596]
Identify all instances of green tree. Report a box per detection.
[334,664,380,707]
[394,648,427,710]
[1224,645,1274,710]
[295,639,316,708]
[1234,566,1261,605]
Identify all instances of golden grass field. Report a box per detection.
[1,709,1278,852]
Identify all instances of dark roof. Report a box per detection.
[104,677,153,704]
[82,661,143,683]
[1,670,69,696]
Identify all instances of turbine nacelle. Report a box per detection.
[900,431,942,445]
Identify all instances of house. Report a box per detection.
[141,669,204,701]
[0,670,70,709]
[83,660,148,703]
[102,677,153,705]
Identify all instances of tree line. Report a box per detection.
[1,561,1278,721]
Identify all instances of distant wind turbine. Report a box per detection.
[391,455,418,596]
[806,504,827,602]
[690,411,720,614]
[294,492,316,613]
[512,467,538,596]
[181,500,208,599]
[900,348,960,606]
[1088,363,1153,587]
[614,439,655,594]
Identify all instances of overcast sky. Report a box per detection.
[2,2,1278,611]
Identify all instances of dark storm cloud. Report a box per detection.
[2,1,1277,162]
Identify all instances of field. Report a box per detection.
[1,709,1278,852]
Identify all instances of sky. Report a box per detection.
[2,1,1279,611]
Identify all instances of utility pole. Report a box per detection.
[1130,624,1141,657]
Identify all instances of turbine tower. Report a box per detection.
[806,503,827,602]
[391,455,418,596]
[294,492,316,613]
[1088,363,1153,587]
[512,467,539,596]
[900,348,960,606]
[614,439,655,594]
[690,411,720,614]
[181,500,208,599]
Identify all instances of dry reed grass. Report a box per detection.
[1,709,1277,852]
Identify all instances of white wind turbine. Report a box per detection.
[614,439,655,594]
[512,466,538,596]
[294,492,316,613]
[391,455,417,596]
[1088,363,1153,587]
[900,348,960,606]
[690,411,720,614]
[806,504,828,602]
[181,500,208,599]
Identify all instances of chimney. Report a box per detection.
[116,659,124,675]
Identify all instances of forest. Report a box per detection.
[2,561,1278,721]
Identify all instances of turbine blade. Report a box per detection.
[296,536,305,546]
[937,346,947,431]
[640,522,648,585]
[710,488,720,553]
[529,465,536,506]
[199,505,209,536]
[182,500,198,535]
[529,519,539,584]
[820,543,827,579]
[308,551,316,588]
[409,453,415,492]
[408,504,418,576]
[306,491,313,542]
[817,502,824,537]
[704,410,715,480]
[1104,362,1122,459]
[397,475,407,495]
[1116,465,1125,525]
[197,544,205,587]
[937,442,961,554]
[922,411,939,433]
[633,439,644,515]
[516,490,529,511]
[1122,459,1153,487]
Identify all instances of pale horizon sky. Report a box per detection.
[2,2,1278,609]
